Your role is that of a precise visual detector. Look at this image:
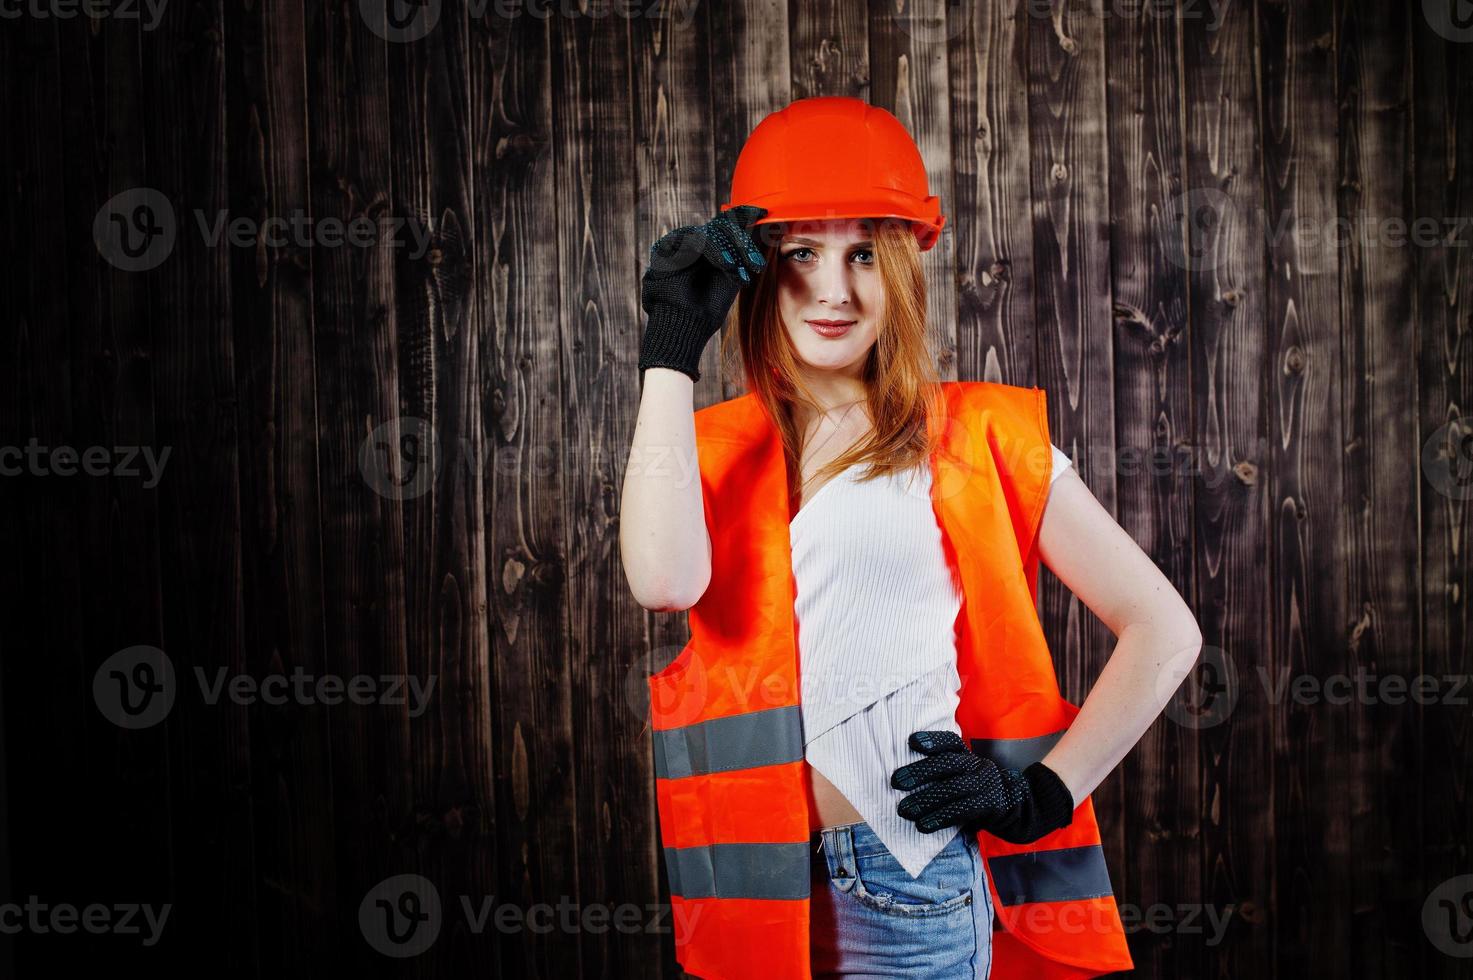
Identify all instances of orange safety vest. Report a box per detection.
[647,380,1135,979]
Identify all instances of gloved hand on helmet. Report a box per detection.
[638,205,769,382]
[892,730,1076,845]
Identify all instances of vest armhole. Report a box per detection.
[1021,385,1052,564]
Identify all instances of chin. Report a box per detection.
[795,346,867,372]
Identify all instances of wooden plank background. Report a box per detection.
[1,0,1469,976]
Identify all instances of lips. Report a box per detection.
[806,318,855,338]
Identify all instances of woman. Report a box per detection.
[621,97,1201,980]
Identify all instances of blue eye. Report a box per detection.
[782,247,875,264]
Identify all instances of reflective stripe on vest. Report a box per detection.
[971,729,1065,772]
[988,844,1116,905]
[653,704,804,779]
[662,842,811,900]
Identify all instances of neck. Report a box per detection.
[790,375,868,432]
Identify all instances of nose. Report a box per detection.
[814,251,852,307]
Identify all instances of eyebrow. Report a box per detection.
[781,237,875,247]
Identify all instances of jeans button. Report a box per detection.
[965,894,973,905]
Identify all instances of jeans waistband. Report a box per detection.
[810,819,896,862]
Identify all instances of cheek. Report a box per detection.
[856,273,884,311]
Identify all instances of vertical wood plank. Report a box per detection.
[302,1,415,972]
[471,7,578,980]
[549,6,644,978]
[1258,1,1351,976]
[385,5,499,977]
[947,0,1037,385]
[1337,1,1423,973]
[220,0,340,973]
[1103,1,1200,974]
[1411,6,1473,979]
[1180,0,1274,975]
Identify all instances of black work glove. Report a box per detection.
[891,731,1076,845]
[638,205,768,382]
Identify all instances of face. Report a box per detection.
[771,219,885,377]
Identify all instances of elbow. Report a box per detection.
[1155,614,1205,685]
[626,569,710,614]
[638,594,697,614]
[631,587,704,614]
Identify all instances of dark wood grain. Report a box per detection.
[388,4,502,980]
[947,0,1038,386]
[1412,7,1473,980]
[1260,1,1353,976]
[469,6,582,980]
[303,1,416,975]
[549,6,657,979]
[1181,0,1274,975]
[1338,2,1423,974]
[222,0,339,973]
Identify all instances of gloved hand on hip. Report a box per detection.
[891,730,1076,845]
[638,205,768,382]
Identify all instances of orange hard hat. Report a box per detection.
[720,96,946,252]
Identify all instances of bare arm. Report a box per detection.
[1033,468,1204,803]
[618,368,712,612]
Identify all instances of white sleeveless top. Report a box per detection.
[792,443,1073,878]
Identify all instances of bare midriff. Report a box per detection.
[804,763,864,830]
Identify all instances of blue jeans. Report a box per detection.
[809,820,994,978]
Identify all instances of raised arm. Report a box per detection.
[619,369,711,611]
[619,206,767,611]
